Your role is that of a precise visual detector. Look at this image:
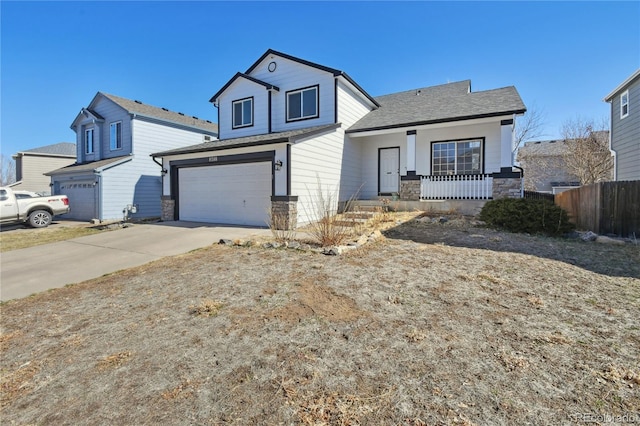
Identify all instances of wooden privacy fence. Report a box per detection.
[555,181,640,237]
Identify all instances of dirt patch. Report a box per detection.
[267,279,369,324]
[1,214,639,424]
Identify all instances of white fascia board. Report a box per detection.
[347,115,512,138]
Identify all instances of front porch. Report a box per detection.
[397,169,523,202]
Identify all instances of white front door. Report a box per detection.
[379,148,400,194]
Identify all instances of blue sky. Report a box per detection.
[1,1,639,157]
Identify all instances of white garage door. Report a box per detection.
[178,162,272,226]
[58,181,96,220]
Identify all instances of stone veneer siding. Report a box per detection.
[399,179,420,201]
[492,177,523,199]
[161,196,175,221]
[271,197,298,230]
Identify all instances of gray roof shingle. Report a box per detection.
[20,142,76,157]
[517,131,609,160]
[45,156,132,176]
[100,93,219,134]
[152,123,340,157]
[347,80,526,133]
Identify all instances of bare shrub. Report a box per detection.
[561,117,613,185]
[302,178,360,247]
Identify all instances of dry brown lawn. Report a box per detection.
[1,215,639,425]
[0,225,106,252]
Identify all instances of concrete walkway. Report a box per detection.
[0,222,272,302]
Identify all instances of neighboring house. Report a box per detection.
[604,69,640,181]
[10,142,76,195]
[46,93,218,221]
[517,139,581,194]
[154,49,526,228]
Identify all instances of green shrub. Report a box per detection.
[479,198,575,236]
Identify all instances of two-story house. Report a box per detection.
[604,69,640,181]
[46,92,218,221]
[10,142,76,195]
[154,49,526,228]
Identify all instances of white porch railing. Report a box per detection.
[420,174,493,200]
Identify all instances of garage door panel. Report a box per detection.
[178,162,271,226]
[57,181,95,220]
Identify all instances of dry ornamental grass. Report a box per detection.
[1,214,639,424]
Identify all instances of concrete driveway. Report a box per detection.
[0,221,272,302]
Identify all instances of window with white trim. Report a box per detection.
[621,90,629,119]
[432,139,483,175]
[286,86,318,122]
[85,128,94,154]
[110,122,122,150]
[232,97,253,128]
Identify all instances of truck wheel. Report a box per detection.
[28,210,52,228]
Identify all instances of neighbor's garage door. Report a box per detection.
[178,162,271,226]
[58,181,95,220]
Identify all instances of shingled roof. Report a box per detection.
[45,155,132,176]
[93,93,219,134]
[18,142,76,157]
[347,80,526,133]
[152,123,340,157]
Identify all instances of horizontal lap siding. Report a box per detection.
[291,130,345,225]
[611,80,640,181]
[337,81,372,127]
[251,57,335,133]
[415,122,502,175]
[358,133,406,199]
[15,156,75,194]
[337,81,373,201]
[217,80,269,139]
[357,121,503,199]
[97,119,208,220]
[101,160,161,220]
[93,97,133,160]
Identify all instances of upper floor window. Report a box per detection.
[621,90,629,119]
[110,122,122,150]
[432,139,483,175]
[286,86,318,122]
[85,128,94,154]
[232,97,253,129]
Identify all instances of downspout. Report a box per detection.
[513,165,524,197]
[152,156,167,174]
[152,156,168,201]
[94,172,102,221]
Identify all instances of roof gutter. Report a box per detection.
[152,156,167,174]
[346,109,527,134]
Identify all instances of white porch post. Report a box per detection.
[406,130,416,174]
[500,118,514,168]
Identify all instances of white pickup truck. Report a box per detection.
[0,187,70,228]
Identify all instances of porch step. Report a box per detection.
[354,205,379,213]
[342,211,377,220]
[333,210,379,228]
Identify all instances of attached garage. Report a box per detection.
[56,180,96,220]
[176,161,273,226]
